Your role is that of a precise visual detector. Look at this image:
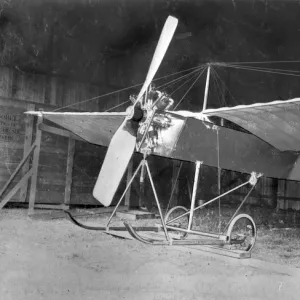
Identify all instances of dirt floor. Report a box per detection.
[1,208,300,300]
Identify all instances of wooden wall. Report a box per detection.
[0,65,126,206]
[1,65,300,210]
[0,100,27,202]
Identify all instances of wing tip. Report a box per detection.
[24,111,43,116]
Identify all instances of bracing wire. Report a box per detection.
[210,66,228,108]
[165,162,183,214]
[173,67,207,110]
[53,60,300,113]
[53,64,206,112]
[215,63,300,77]
[53,84,141,112]
[223,64,300,74]
[220,60,300,65]
[105,100,131,112]
[211,67,236,106]
[157,65,206,91]
[169,71,204,97]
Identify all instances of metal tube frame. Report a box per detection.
[165,168,262,240]
[105,153,171,243]
[187,161,202,230]
[106,158,144,228]
[105,150,261,244]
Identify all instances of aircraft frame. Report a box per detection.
[66,149,261,255]
[25,14,300,257]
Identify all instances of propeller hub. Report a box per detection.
[126,104,144,122]
[125,105,134,119]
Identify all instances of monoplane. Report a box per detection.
[26,16,300,254]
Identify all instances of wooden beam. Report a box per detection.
[0,143,36,199]
[0,168,33,210]
[124,159,133,207]
[271,178,279,209]
[20,103,35,202]
[33,204,69,210]
[28,116,43,215]
[64,138,75,206]
[39,123,84,141]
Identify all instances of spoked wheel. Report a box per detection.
[226,214,257,252]
[164,206,190,239]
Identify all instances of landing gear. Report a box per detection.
[66,157,260,257]
[226,214,257,251]
[164,206,190,239]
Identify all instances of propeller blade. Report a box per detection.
[92,117,139,206]
[135,15,178,104]
[93,15,178,207]
[92,103,143,207]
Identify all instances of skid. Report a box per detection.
[64,211,159,232]
[124,222,226,246]
[125,223,251,258]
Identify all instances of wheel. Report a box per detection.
[226,214,257,252]
[164,206,190,239]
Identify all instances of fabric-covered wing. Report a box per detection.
[26,111,126,147]
[201,98,300,152]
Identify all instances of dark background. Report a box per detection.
[1,0,300,110]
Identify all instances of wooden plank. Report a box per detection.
[0,142,36,198]
[33,204,69,210]
[35,190,64,204]
[124,159,133,206]
[64,138,75,206]
[28,117,42,214]
[39,154,67,167]
[37,171,67,186]
[70,192,101,205]
[20,103,35,202]
[0,96,28,109]
[0,168,33,210]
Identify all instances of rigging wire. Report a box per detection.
[52,60,300,113]
[157,65,206,90]
[105,100,131,112]
[210,66,228,107]
[211,67,236,106]
[53,64,206,112]
[165,162,183,215]
[216,63,300,77]
[169,71,204,97]
[173,67,207,110]
[218,60,300,65]
[220,64,300,74]
[104,67,204,112]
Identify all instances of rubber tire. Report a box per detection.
[164,206,190,239]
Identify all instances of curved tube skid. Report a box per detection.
[64,211,106,231]
[64,210,159,232]
[124,222,226,246]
